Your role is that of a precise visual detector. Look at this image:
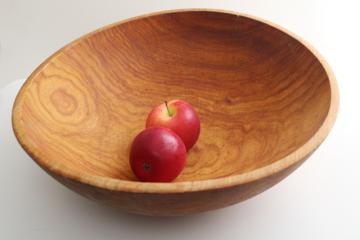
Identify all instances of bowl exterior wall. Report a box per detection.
[45,153,310,216]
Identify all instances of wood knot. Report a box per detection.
[224,96,233,104]
[50,88,78,115]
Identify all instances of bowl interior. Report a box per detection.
[13,11,331,182]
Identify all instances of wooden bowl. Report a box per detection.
[12,9,338,216]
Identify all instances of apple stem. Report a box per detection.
[165,101,172,116]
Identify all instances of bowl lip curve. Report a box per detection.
[12,8,339,194]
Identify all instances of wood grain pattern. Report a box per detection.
[12,9,338,216]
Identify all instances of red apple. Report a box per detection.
[129,127,186,182]
[146,100,200,150]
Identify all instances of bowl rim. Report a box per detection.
[12,8,339,194]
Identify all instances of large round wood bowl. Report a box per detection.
[12,9,338,216]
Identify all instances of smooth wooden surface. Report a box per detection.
[12,10,338,215]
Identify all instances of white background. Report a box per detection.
[1,0,359,239]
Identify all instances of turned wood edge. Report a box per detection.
[11,9,339,194]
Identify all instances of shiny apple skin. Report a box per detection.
[130,127,186,182]
[146,100,200,151]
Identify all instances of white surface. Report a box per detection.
[1,0,360,239]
